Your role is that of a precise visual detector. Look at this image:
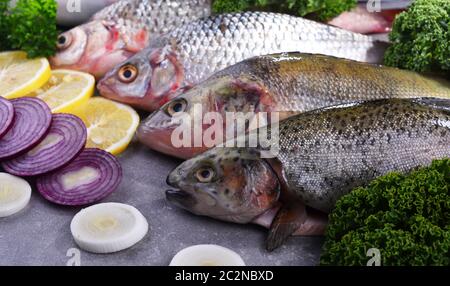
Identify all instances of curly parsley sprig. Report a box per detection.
[0,0,58,58]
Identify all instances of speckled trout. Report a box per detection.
[138,53,450,159]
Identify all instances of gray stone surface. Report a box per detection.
[0,141,323,266]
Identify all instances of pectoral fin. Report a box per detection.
[266,202,307,251]
[293,208,328,236]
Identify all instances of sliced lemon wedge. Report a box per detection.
[28,69,95,113]
[0,51,51,99]
[72,97,140,155]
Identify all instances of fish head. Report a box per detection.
[97,46,185,111]
[50,20,146,78]
[136,89,207,159]
[166,147,280,224]
[137,75,275,158]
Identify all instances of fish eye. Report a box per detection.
[195,167,215,183]
[118,64,138,83]
[166,99,187,116]
[56,33,72,50]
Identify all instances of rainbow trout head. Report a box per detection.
[97,46,186,111]
[166,147,280,224]
[137,75,276,158]
[136,85,208,159]
[50,20,148,78]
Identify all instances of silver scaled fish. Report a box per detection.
[97,12,388,111]
[50,0,211,78]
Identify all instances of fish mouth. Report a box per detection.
[97,80,120,101]
[97,79,159,111]
[166,189,196,209]
[166,169,196,207]
[137,112,210,159]
[142,110,181,132]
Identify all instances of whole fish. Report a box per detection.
[97,12,388,111]
[50,0,211,78]
[166,98,450,250]
[137,53,450,159]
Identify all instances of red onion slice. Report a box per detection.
[2,114,87,176]
[0,98,52,160]
[0,97,14,139]
[36,148,123,206]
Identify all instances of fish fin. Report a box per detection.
[230,78,275,112]
[293,208,328,236]
[412,97,450,113]
[266,202,307,251]
[123,30,149,53]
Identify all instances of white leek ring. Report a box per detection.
[170,244,246,266]
[70,203,148,254]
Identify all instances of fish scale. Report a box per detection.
[93,0,211,36]
[165,98,450,250]
[51,0,211,78]
[211,53,450,113]
[275,99,450,212]
[137,53,450,159]
[148,12,384,85]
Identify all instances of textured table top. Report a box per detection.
[0,140,323,266]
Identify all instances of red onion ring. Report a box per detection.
[2,113,87,176]
[0,98,52,160]
[0,97,14,139]
[36,148,123,206]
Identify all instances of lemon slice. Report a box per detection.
[72,97,140,155]
[28,70,95,113]
[0,51,51,99]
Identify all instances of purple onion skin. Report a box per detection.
[2,113,87,177]
[36,148,123,206]
[0,98,52,160]
[0,97,14,139]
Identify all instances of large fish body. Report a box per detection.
[138,53,450,159]
[98,12,388,111]
[50,0,211,78]
[166,98,450,250]
[271,98,450,212]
